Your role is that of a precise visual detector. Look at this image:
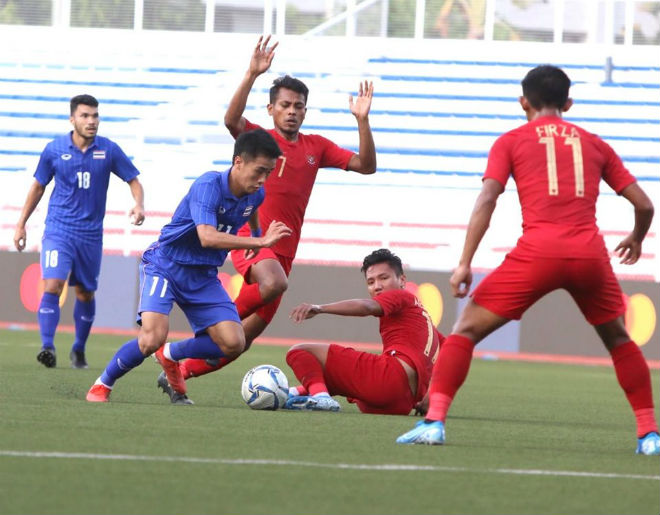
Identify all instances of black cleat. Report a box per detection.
[69,350,88,369]
[37,348,57,368]
[157,371,194,405]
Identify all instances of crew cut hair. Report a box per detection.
[233,128,282,162]
[521,65,571,110]
[361,248,404,277]
[70,94,99,115]
[269,75,309,105]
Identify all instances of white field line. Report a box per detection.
[1,450,658,481]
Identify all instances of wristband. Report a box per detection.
[251,227,262,238]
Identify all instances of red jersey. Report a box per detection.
[242,120,354,257]
[484,115,636,258]
[373,289,442,400]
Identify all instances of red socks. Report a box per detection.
[610,341,658,437]
[426,334,476,422]
[179,357,234,379]
[234,283,266,319]
[285,348,328,395]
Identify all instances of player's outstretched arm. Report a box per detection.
[197,220,291,251]
[13,180,46,252]
[451,178,503,297]
[127,177,145,225]
[224,35,278,138]
[290,298,383,323]
[614,182,654,265]
[346,80,376,175]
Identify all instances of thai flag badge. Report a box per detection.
[93,150,106,159]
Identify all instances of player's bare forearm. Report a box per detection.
[224,36,277,136]
[459,179,502,266]
[197,221,291,251]
[290,298,383,323]
[128,178,145,225]
[615,183,654,264]
[14,180,45,251]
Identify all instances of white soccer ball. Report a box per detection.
[241,364,289,410]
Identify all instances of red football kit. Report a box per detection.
[230,119,354,322]
[473,115,637,324]
[321,289,443,415]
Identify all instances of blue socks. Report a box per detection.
[169,333,226,361]
[100,339,145,387]
[38,292,60,350]
[72,298,95,353]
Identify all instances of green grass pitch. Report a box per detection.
[1,329,658,515]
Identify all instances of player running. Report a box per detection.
[86,129,291,403]
[157,35,377,402]
[284,248,444,414]
[395,65,660,456]
[14,94,144,369]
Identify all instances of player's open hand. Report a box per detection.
[129,205,145,225]
[290,303,321,323]
[249,35,278,77]
[450,263,473,298]
[261,220,292,247]
[13,225,26,252]
[614,234,642,265]
[348,80,374,121]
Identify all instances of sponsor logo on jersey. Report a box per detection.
[218,206,226,214]
[93,150,106,159]
[243,206,254,217]
[61,154,72,160]
[306,155,316,166]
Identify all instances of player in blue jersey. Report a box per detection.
[86,128,292,403]
[13,94,145,370]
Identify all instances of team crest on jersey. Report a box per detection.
[243,206,254,217]
[306,155,316,166]
[93,150,106,159]
[61,154,72,160]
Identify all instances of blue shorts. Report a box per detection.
[41,234,102,292]
[137,245,240,335]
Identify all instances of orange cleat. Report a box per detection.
[86,383,111,402]
[154,346,187,394]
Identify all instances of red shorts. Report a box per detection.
[472,252,625,325]
[230,247,294,324]
[323,344,415,415]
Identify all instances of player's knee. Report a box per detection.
[260,275,288,302]
[43,280,65,296]
[286,345,311,364]
[214,333,246,359]
[137,328,167,355]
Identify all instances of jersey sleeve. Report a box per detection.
[317,135,354,170]
[599,138,637,194]
[243,119,264,134]
[483,133,513,187]
[110,142,140,182]
[33,144,55,186]
[189,179,220,227]
[373,289,416,317]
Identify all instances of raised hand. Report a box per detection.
[249,35,278,77]
[348,80,374,121]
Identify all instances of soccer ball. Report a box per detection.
[241,364,289,410]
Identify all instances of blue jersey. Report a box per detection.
[34,132,140,242]
[157,169,265,267]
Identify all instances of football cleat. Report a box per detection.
[157,371,194,405]
[37,348,57,368]
[154,346,187,394]
[636,432,660,456]
[69,350,88,369]
[86,383,111,402]
[396,420,445,445]
[283,394,340,412]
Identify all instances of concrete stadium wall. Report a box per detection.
[1,251,657,361]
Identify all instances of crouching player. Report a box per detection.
[284,248,444,413]
[86,129,291,403]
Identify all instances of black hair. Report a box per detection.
[361,248,404,277]
[269,75,309,105]
[521,65,571,110]
[233,128,282,162]
[70,94,99,115]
